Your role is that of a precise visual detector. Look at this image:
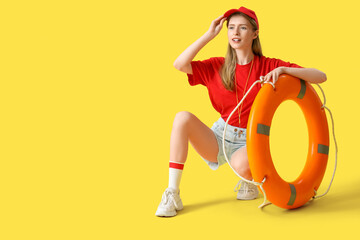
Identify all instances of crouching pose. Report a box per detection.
[156,6,326,217]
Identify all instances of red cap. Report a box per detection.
[224,7,259,29]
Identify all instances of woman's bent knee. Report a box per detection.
[231,150,252,178]
[173,111,195,128]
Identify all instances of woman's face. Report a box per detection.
[227,14,258,51]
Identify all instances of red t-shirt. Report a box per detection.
[187,55,302,128]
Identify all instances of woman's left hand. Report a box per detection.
[263,67,287,84]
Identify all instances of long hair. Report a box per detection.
[220,12,263,91]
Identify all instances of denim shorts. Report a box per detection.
[203,118,247,170]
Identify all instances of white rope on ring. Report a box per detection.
[223,79,338,208]
[312,84,338,199]
[222,78,275,208]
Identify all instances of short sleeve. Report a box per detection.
[269,58,303,69]
[187,58,222,86]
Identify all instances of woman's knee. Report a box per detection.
[173,111,195,129]
[231,151,251,178]
[232,159,250,173]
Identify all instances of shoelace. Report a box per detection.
[161,191,169,204]
[161,189,178,208]
[234,180,243,192]
[234,180,255,194]
[161,189,173,204]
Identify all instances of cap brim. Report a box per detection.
[224,9,239,18]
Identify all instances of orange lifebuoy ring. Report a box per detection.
[247,74,329,209]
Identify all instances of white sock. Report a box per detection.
[168,161,184,192]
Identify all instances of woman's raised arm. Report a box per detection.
[173,15,227,74]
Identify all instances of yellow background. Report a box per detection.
[1,0,359,239]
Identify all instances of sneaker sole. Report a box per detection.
[155,209,177,217]
[237,197,258,200]
[237,194,258,200]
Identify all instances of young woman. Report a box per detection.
[155,6,326,217]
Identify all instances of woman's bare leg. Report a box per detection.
[156,112,220,216]
[230,146,252,180]
[170,111,219,164]
[230,146,259,200]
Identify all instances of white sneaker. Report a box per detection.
[234,180,259,200]
[155,188,183,217]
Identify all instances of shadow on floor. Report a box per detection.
[260,177,360,215]
[178,197,234,216]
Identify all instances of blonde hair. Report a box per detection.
[220,12,263,91]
